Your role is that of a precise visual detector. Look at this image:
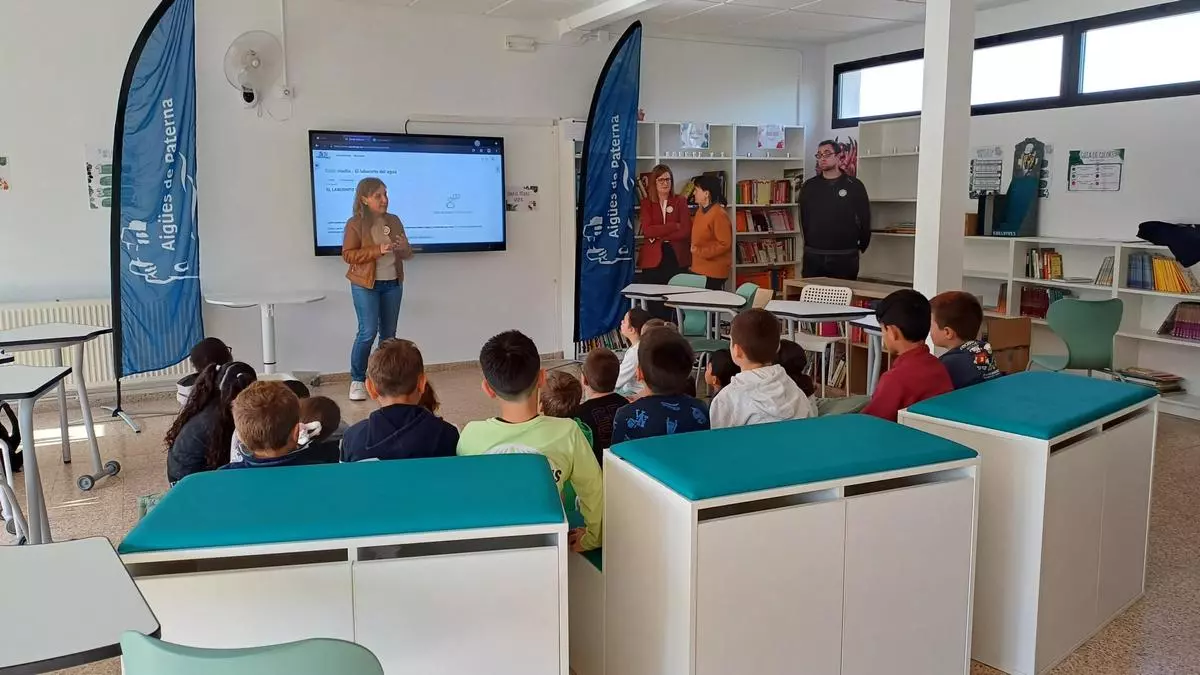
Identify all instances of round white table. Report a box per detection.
[205,292,326,376]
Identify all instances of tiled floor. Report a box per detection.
[6,367,1199,674]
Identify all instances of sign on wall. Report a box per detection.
[1068,149,1125,192]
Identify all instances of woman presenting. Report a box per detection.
[689,174,733,289]
[638,165,691,317]
[342,177,413,401]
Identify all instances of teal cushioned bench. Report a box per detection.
[610,415,976,501]
[120,454,565,554]
[907,371,1156,441]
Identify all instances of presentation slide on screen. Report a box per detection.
[311,136,504,250]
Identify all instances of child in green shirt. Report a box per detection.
[458,331,604,552]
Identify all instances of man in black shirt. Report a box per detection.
[799,140,872,280]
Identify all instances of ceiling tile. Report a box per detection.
[486,0,601,19]
[667,1,778,31]
[799,0,925,22]
[787,7,904,33]
[405,0,506,14]
[637,0,721,22]
[725,0,818,10]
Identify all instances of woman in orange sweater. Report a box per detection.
[689,174,733,289]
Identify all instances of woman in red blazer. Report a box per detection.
[638,164,692,292]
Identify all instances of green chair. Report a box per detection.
[120,632,385,675]
[1029,298,1123,376]
[734,282,758,309]
[667,273,709,337]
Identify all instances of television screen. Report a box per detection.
[309,130,506,255]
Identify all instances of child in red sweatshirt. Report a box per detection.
[862,289,953,422]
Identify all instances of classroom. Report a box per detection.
[0,0,1196,673]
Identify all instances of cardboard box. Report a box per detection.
[983,316,1032,374]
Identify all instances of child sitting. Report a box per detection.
[222,381,339,470]
[704,348,739,397]
[862,289,954,422]
[176,337,232,407]
[776,339,817,398]
[298,396,344,464]
[576,348,629,460]
[342,339,458,462]
[930,291,1001,389]
[165,361,257,484]
[230,377,320,464]
[611,327,710,443]
[540,370,595,445]
[709,309,816,428]
[615,307,653,397]
[458,330,603,552]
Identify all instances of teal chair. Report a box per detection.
[1029,298,1123,376]
[120,632,385,675]
[667,273,709,337]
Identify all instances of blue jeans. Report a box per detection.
[350,279,403,381]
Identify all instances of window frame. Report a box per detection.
[832,0,1200,129]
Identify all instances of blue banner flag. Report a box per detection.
[575,22,643,342]
[111,0,203,377]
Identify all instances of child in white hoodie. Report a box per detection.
[709,309,817,428]
[615,308,654,398]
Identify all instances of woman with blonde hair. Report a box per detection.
[342,177,413,401]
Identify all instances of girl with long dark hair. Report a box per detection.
[164,361,257,484]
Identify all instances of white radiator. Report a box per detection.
[0,299,190,390]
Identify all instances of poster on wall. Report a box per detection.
[1039,145,1053,198]
[757,124,785,150]
[1067,149,1125,192]
[505,185,538,211]
[0,155,10,193]
[969,145,1004,198]
[86,144,113,209]
[679,122,710,149]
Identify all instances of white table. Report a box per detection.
[664,290,746,339]
[0,365,70,545]
[766,301,872,396]
[851,314,883,395]
[621,284,707,309]
[205,291,325,378]
[0,324,119,490]
[0,537,159,673]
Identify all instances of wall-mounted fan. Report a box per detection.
[223,30,283,114]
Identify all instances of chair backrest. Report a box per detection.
[734,282,759,310]
[799,284,853,306]
[668,273,709,336]
[120,632,385,675]
[1045,298,1123,371]
[751,288,774,309]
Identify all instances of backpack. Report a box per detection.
[0,402,22,474]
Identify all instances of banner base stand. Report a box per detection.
[104,405,141,434]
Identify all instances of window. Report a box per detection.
[971,36,1063,106]
[832,2,1200,128]
[1080,10,1200,94]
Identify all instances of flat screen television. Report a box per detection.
[309,130,506,255]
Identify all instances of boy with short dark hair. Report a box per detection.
[298,396,344,464]
[862,289,954,422]
[709,309,815,428]
[576,348,629,459]
[615,308,653,397]
[342,339,458,462]
[458,330,603,552]
[930,291,1001,390]
[704,348,739,397]
[611,328,710,443]
[223,381,338,470]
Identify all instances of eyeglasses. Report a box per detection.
[655,177,672,183]
[815,151,837,159]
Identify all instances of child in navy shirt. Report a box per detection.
[930,291,1001,390]
[612,327,709,444]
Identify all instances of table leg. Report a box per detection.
[844,321,852,398]
[52,348,71,464]
[869,334,883,395]
[73,343,103,474]
[17,399,50,544]
[0,437,12,525]
[260,303,277,375]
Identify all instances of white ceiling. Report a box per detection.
[398,0,1027,44]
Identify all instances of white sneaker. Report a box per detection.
[349,381,367,401]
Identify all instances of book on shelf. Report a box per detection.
[1116,367,1184,394]
[1019,286,1074,319]
[734,179,793,206]
[737,238,796,265]
[1158,302,1200,342]
[736,267,794,295]
[766,209,794,232]
[739,209,795,234]
[1025,247,1064,280]
[1127,253,1200,294]
[997,282,1008,315]
[1094,256,1115,286]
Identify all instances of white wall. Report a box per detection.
[819,0,1200,239]
[0,0,807,372]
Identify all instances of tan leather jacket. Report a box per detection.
[342,214,413,288]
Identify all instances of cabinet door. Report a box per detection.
[1038,440,1105,672]
[136,562,354,647]
[842,478,976,675]
[1097,411,1155,621]
[696,500,846,675]
[353,547,561,675]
